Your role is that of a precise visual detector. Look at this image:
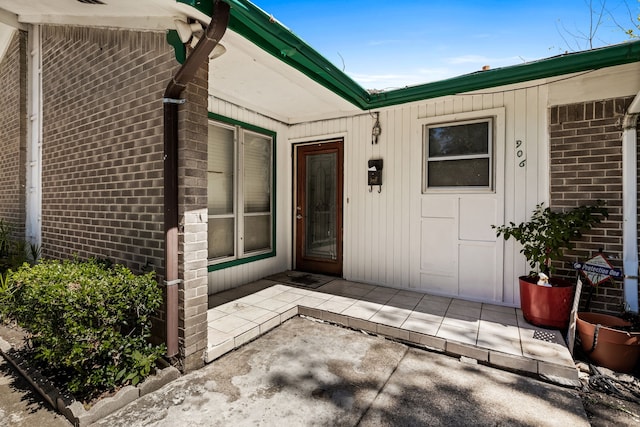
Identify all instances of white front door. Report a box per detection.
[417,109,505,303]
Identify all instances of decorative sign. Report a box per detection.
[573,253,623,287]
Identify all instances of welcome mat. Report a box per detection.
[265,271,335,289]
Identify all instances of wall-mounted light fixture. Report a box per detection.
[371,112,381,144]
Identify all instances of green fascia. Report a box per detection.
[367,41,640,109]
[179,1,640,112]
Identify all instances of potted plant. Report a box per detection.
[493,201,608,329]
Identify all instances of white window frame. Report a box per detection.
[422,117,494,192]
[208,119,274,267]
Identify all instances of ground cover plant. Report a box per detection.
[1,258,165,401]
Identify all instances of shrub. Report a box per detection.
[7,258,166,401]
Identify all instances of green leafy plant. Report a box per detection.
[6,259,165,401]
[492,201,608,276]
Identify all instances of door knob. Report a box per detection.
[296,214,303,220]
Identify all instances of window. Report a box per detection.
[208,118,275,267]
[423,118,493,191]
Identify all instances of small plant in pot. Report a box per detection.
[492,201,608,329]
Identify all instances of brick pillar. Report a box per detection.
[177,60,209,371]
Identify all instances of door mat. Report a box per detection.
[265,271,335,289]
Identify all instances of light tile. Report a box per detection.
[476,335,523,356]
[420,294,453,305]
[378,324,410,341]
[317,299,353,313]
[207,309,227,323]
[401,317,440,335]
[445,341,489,362]
[481,303,517,314]
[233,306,274,322]
[253,297,291,312]
[406,310,444,325]
[441,314,480,330]
[342,301,382,320]
[370,307,411,328]
[480,309,518,326]
[386,295,420,310]
[272,291,304,303]
[216,301,252,315]
[235,293,268,305]
[207,328,233,347]
[489,352,537,374]
[437,323,478,345]
[205,339,236,363]
[322,311,349,326]
[409,332,446,351]
[348,317,377,333]
[446,302,481,318]
[234,326,260,347]
[254,286,286,298]
[413,300,449,316]
[257,314,281,334]
[213,314,254,334]
[295,295,327,308]
[280,306,299,321]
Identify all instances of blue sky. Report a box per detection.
[253,0,639,90]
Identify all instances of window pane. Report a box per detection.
[244,132,272,214]
[208,217,235,259]
[244,215,271,253]
[428,158,490,187]
[428,121,489,157]
[208,125,234,215]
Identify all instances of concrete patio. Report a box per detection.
[206,272,578,384]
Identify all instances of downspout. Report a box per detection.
[163,0,230,358]
[622,91,640,313]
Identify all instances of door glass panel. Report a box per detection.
[305,153,337,260]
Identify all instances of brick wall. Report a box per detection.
[40,26,175,275]
[0,31,27,239]
[549,96,637,314]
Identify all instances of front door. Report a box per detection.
[295,139,343,276]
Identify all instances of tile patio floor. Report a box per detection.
[206,274,579,384]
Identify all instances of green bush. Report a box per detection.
[7,258,165,400]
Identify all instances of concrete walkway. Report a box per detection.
[206,273,578,384]
[93,317,589,426]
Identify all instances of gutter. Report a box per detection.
[163,0,230,358]
[622,91,640,313]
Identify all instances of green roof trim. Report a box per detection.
[179,1,640,111]
[367,41,640,108]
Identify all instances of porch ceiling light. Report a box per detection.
[174,19,204,44]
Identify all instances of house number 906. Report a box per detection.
[516,140,526,168]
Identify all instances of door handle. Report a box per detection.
[296,214,303,220]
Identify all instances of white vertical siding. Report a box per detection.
[288,87,547,305]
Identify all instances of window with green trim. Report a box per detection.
[208,120,273,265]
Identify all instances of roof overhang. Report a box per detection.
[1,0,639,124]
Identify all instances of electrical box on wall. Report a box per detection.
[368,159,383,192]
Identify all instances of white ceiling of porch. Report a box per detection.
[0,0,360,124]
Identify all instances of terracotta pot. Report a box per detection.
[519,276,574,329]
[576,312,640,373]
